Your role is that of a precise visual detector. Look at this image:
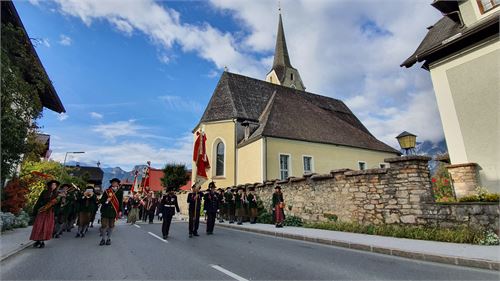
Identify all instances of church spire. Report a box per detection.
[272,13,292,69]
[266,11,305,90]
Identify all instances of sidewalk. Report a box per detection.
[213,221,500,271]
[0,226,34,261]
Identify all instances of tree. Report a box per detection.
[1,23,48,185]
[161,164,189,192]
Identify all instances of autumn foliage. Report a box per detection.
[1,178,29,215]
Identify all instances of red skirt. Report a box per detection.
[274,204,284,223]
[30,210,55,241]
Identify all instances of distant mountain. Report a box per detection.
[102,167,129,188]
[399,139,448,174]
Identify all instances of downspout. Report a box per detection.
[234,119,237,186]
[263,137,267,182]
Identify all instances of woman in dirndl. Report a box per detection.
[272,186,285,228]
[30,180,62,248]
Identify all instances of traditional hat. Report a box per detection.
[208,182,216,189]
[85,188,94,193]
[237,186,245,191]
[47,180,61,187]
[274,185,282,190]
[109,178,121,184]
[60,183,71,189]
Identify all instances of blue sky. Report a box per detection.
[17,0,444,171]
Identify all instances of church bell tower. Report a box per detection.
[265,13,305,91]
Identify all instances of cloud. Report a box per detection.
[56,113,68,121]
[58,34,72,46]
[159,95,203,113]
[49,133,193,171]
[41,38,51,48]
[92,120,144,141]
[158,53,171,64]
[90,112,103,119]
[50,0,266,77]
[205,69,219,78]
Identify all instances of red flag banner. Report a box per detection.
[106,188,120,220]
[193,131,210,187]
[131,170,139,193]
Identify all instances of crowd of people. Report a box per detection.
[29,178,286,248]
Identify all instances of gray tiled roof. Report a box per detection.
[198,72,400,154]
[402,9,499,68]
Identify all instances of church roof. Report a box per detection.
[197,72,399,154]
[272,14,292,70]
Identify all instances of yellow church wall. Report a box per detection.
[237,139,263,185]
[265,137,398,180]
[192,120,236,189]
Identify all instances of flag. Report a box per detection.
[193,131,210,187]
[131,169,139,193]
[141,162,151,194]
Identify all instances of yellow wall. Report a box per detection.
[429,36,500,192]
[192,120,236,189]
[237,139,263,184]
[265,137,398,180]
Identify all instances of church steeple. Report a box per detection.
[266,12,305,90]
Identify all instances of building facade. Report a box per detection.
[402,0,499,193]
[193,13,400,188]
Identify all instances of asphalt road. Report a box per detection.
[1,219,499,280]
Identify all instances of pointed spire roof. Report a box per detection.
[272,14,292,69]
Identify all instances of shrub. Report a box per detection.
[1,178,29,215]
[431,163,455,202]
[323,213,338,222]
[257,211,273,224]
[304,221,487,244]
[1,212,16,232]
[457,187,500,202]
[458,195,480,202]
[13,210,29,228]
[284,215,303,227]
[479,230,500,245]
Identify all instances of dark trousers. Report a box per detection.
[162,215,173,237]
[188,210,200,234]
[206,212,217,233]
[148,212,155,223]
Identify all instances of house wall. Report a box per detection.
[429,36,499,192]
[193,120,236,189]
[237,139,263,185]
[265,137,398,181]
[459,0,500,27]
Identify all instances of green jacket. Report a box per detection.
[272,192,283,207]
[235,193,244,209]
[224,192,235,207]
[100,188,123,218]
[77,193,96,213]
[247,193,258,208]
[32,189,57,215]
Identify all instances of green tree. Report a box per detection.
[1,23,49,185]
[20,161,88,216]
[161,164,188,192]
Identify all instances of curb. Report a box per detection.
[1,240,35,262]
[214,223,500,271]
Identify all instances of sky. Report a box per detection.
[16,0,445,171]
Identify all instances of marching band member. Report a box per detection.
[203,182,219,235]
[159,188,180,239]
[247,187,258,224]
[75,187,95,238]
[99,178,123,246]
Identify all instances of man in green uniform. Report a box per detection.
[247,187,258,224]
[76,187,96,238]
[99,178,123,246]
[224,187,235,223]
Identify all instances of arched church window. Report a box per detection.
[290,73,294,80]
[216,141,225,176]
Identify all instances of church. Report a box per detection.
[193,14,400,188]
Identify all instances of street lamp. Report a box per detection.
[63,151,85,167]
[396,131,417,155]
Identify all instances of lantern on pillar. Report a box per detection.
[396,131,417,155]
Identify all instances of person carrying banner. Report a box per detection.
[187,184,203,238]
[159,188,180,239]
[99,178,123,246]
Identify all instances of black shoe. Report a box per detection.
[163,235,167,239]
[106,239,111,245]
[189,234,193,238]
[81,233,85,238]
[33,241,41,247]
[237,222,242,225]
[39,242,45,248]
[193,233,199,237]
[229,221,234,224]
[75,233,81,238]
[99,239,105,246]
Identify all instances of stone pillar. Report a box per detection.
[446,163,480,198]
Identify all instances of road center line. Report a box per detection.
[148,231,168,243]
[134,224,141,228]
[210,264,248,281]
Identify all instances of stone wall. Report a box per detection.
[175,156,499,231]
[446,163,480,198]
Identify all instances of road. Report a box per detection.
[1,219,498,280]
